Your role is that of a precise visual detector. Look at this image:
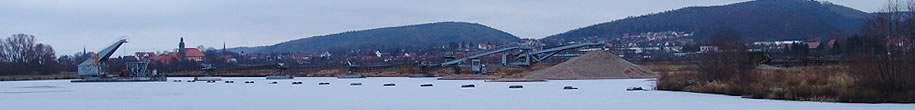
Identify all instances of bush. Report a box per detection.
[849,55,915,93]
[694,29,759,83]
[657,72,696,91]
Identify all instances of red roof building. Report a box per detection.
[805,40,821,49]
[150,53,179,64]
[147,48,207,64]
[183,48,205,62]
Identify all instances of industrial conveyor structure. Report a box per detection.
[440,42,604,74]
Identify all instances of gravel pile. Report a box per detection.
[524,51,657,80]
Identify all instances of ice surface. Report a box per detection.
[0,77,911,110]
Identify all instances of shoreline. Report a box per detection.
[658,89,915,104]
[1,75,656,82]
[0,74,80,81]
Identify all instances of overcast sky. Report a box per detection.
[0,0,886,56]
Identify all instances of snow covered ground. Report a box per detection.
[0,77,911,110]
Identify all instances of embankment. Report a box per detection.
[655,64,915,103]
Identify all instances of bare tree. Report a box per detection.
[906,0,915,55]
[0,40,6,62]
[36,44,59,74]
[0,34,59,75]
[695,29,758,83]
[0,39,6,70]
[849,0,915,93]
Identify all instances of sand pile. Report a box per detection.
[523,51,657,80]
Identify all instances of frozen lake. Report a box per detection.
[0,77,911,110]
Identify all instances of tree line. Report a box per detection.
[672,0,915,102]
[846,0,915,95]
[0,34,59,75]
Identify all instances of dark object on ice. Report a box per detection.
[225,81,234,83]
[383,83,396,86]
[206,80,216,83]
[509,85,523,88]
[318,82,330,85]
[563,86,578,90]
[244,81,255,83]
[420,84,433,87]
[626,87,644,91]
[292,82,303,84]
[461,84,475,88]
[269,81,278,84]
[350,83,362,86]
[187,80,196,82]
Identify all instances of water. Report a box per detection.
[0,77,911,110]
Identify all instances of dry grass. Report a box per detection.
[748,66,852,101]
[655,64,915,103]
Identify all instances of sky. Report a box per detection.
[0,0,887,57]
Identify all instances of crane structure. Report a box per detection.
[74,38,165,82]
[78,39,128,76]
[440,42,604,74]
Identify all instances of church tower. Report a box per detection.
[178,37,186,59]
[222,42,227,54]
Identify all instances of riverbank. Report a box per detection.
[654,64,915,103]
[0,72,78,81]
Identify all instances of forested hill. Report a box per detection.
[231,22,521,53]
[544,0,870,41]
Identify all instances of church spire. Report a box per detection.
[179,37,185,49]
[222,42,227,54]
[178,37,186,59]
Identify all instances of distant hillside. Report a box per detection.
[232,22,521,53]
[545,0,870,41]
